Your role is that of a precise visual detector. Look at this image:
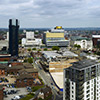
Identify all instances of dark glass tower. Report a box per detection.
[9,19,19,56]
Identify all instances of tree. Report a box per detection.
[28,58,33,63]
[74,44,81,49]
[28,48,31,51]
[32,48,36,50]
[38,49,41,51]
[19,40,21,44]
[44,48,47,51]
[52,46,60,51]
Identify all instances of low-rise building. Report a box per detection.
[92,35,100,47]
[38,86,52,100]
[74,38,93,50]
[0,86,3,100]
[22,31,42,49]
[18,68,38,78]
[16,74,34,87]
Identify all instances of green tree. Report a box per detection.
[27,48,31,51]
[44,48,47,51]
[28,58,33,63]
[52,46,60,51]
[32,48,36,50]
[19,40,21,44]
[74,44,81,49]
[38,49,41,51]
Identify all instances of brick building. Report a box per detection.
[0,65,6,76]
[0,86,3,100]
[18,68,38,78]
[92,35,100,47]
[16,74,34,87]
[6,65,24,75]
[38,86,52,100]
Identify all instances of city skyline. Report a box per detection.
[0,0,100,28]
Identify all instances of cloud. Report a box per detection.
[0,0,100,28]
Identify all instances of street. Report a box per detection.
[34,60,63,100]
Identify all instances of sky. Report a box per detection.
[0,0,100,28]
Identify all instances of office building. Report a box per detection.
[74,38,93,50]
[43,26,69,47]
[63,59,100,100]
[21,31,42,48]
[9,19,19,56]
[92,35,100,47]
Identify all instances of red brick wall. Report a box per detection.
[92,38,100,47]
[11,62,23,66]
[0,70,5,75]
[0,57,10,61]
[32,73,38,78]
[0,90,3,100]
[7,69,19,75]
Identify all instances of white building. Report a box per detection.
[74,39,93,50]
[26,31,34,39]
[22,31,42,48]
[63,59,100,100]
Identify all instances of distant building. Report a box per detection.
[0,40,8,50]
[9,19,19,56]
[74,38,93,50]
[22,31,42,48]
[43,26,69,47]
[92,35,100,47]
[63,59,100,100]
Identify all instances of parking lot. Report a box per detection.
[4,87,29,100]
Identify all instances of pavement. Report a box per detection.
[4,87,29,100]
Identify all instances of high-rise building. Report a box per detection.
[63,59,100,100]
[9,19,19,56]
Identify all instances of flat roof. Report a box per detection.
[51,72,63,89]
[42,51,61,58]
[69,59,97,70]
[62,50,78,57]
[92,35,100,38]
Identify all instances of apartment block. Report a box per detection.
[63,59,100,100]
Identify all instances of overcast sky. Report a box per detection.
[0,0,100,28]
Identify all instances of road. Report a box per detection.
[33,60,63,100]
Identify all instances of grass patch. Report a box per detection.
[38,76,44,85]
[32,85,44,92]
[20,93,34,100]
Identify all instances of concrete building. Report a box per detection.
[9,19,19,56]
[22,31,42,48]
[43,26,69,47]
[92,35,100,47]
[0,40,8,50]
[74,38,93,50]
[63,59,100,100]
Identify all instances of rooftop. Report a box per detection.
[0,85,3,90]
[70,59,97,70]
[92,35,100,38]
[17,74,33,80]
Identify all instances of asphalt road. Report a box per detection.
[33,60,63,100]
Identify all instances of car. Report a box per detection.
[19,95,25,99]
[13,95,20,99]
